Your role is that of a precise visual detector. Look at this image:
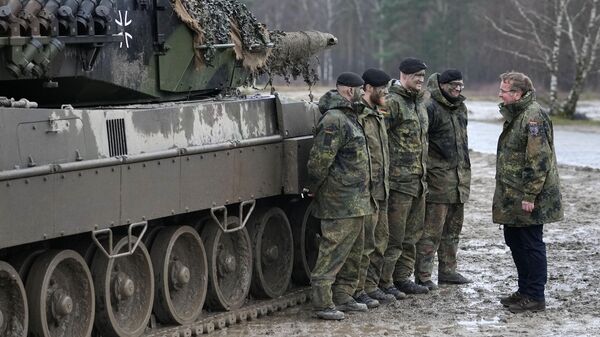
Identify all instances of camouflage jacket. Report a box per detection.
[307,90,374,219]
[385,83,428,197]
[425,73,471,204]
[356,98,390,201]
[493,92,564,226]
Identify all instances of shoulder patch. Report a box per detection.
[324,125,336,134]
[528,121,540,137]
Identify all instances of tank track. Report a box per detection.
[143,288,310,336]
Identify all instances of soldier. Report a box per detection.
[380,57,430,296]
[494,72,563,313]
[348,68,397,308]
[307,72,374,320]
[415,69,472,291]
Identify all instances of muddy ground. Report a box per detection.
[218,151,600,337]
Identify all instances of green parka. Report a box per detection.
[493,92,564,225]
[425,73,471,204]
[356,98,390,201]
[385,83,428,197]
[307,90,374,219]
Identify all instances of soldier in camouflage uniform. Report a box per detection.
[380,57,430,296]
[415,70,472,291]
[494,72,563,313]
[346,69,397,307]
[307,72,374,320]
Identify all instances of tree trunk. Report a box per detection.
[548,73,559,115]
[561,69,586,118]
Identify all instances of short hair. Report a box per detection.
[500,71,535,93]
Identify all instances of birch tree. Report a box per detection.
[561,0,600,117]
[485,0,568,115]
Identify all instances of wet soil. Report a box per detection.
[218,151,600,337]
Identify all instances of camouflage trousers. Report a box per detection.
[415,203,465,282]
[311,216,365,310]
[353,199,389,294]
[380,189,425,287]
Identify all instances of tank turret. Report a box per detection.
[0,0,336,107]
[0,2,329,335]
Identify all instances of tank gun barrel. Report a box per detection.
[263,30,337,85]
[270,31,337,63]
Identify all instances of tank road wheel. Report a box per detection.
[0,261,28,337]
[248,207,293,299]
[290,202,321,285]
[150,226,208,324]
[201,217,252,311]
[92,237,154,337]
[25,250,94,337]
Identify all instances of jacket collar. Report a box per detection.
[389,82,424,101]
[499,91,535,122]
[318,90,354,115]
[426,73,465,109]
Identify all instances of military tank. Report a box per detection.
[0,0,333,335]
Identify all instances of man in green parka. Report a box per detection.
[415,69,472,291]
[349,68,397,307]
[307,72,374,320]
[380,57,430,296]
[494,72,563,313]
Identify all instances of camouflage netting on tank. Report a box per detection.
[172,0,271,71]
[172,0,331,87]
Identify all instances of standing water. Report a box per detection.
[468,101,600,169]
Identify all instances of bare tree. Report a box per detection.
[562,0,600,117]
[485,0,568,115]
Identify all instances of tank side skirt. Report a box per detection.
[1,139,288,249]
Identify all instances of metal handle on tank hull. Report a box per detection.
[210,200,256,233]
[91,221,148,259]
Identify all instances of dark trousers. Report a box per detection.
[503,225,547,301]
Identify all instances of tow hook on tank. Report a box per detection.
[91,221,148,259]
[210,199,256,233]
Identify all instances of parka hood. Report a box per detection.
[427,73,465,109]
[389,82,425,100]
[318,90,353,114]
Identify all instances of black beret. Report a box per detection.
[362,68,391,87]
[336,72,365,87]
[439,69,463,84]
[398,57,427,74]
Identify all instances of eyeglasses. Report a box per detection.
[499,88,516,94]
[448,82,465,90]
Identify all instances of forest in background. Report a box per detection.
[242,0,600,116]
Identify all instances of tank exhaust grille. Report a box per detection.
[107,118,128,157]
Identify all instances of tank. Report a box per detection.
[0,0,332,336]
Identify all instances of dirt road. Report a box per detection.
[218,151,600,337]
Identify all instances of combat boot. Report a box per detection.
[335,299,368,312]
[416,279,438,291]
[381,286,407,300]
[500,291,523,307]
[366,288,396,304]
[508,296,546,313]
[353,291,380,309]
[395,280,429,295]
[438,271,472,284]
[314,308,345,320]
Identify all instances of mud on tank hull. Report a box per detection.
[0,94,323,337]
